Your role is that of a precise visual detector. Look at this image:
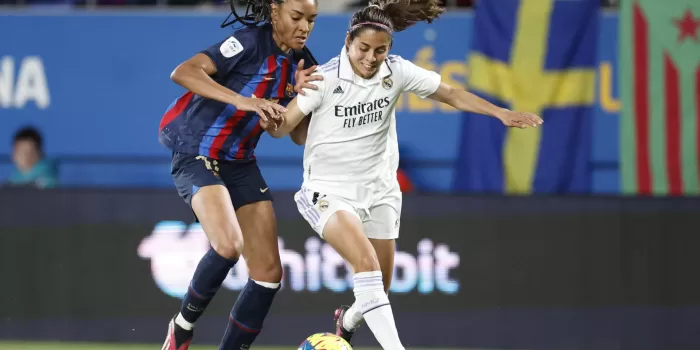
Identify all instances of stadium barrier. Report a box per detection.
[1,189,700,349]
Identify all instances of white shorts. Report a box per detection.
[294,186,402,240]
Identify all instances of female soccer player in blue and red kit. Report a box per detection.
[157,1,321,349]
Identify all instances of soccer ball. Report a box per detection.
[298,332,353,350]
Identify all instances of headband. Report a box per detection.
[349,21,393,33]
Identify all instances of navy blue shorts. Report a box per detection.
[171,151,273,211]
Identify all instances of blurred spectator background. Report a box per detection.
[3,126,58,189]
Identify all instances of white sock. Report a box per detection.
[353,271,404,350]
[344,287,390,331]
[253,279,280,289]
[175,312,194,331]
[342,302,365,331]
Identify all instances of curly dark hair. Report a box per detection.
[221,0,287,28]
[244,0,317,23]
[249,0,284,23]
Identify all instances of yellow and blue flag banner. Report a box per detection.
[453,0,598,194]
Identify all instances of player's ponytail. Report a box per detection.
[372,0,445,32]
[348,0,444,39]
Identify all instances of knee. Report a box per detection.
[352,254,381,273]
[249,258,283,283]
[212,241,242,260]
[210,228,243,260]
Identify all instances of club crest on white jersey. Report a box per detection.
[294,46,441,198]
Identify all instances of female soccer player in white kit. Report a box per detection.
[264,0,543,348]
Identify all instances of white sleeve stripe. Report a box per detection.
[321,63,339,73]
[319,56,340,71]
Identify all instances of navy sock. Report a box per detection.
[219,278,280,350]
[180,248,237,324]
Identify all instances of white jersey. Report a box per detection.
[296,47,441,206]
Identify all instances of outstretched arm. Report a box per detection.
[427,83,543,128]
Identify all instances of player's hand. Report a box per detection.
[495,108,543,129]
[294,59,323,96]
[234,95,287,124]
[259,114,282,132]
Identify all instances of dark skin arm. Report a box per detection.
[294,59,323,96]
[170,53,287,122]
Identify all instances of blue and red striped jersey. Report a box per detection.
[158,23,313,160]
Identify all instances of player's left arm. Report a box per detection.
[427,84,542,128]
[397,56,542,128]
[293,47,323,96]
[294,59,323,96]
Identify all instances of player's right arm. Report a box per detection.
[170,53,241,106]
[170,36,286,122]
[265,97,310,138]
[265,71,325,139]
[287,54,322,145]
[289,116,310,145]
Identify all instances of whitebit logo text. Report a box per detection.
[138,221,460,299]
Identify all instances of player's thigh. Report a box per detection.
[191,186,244,260]
[294,187,380,273]
[324,211,380,274]
[236,200,281,283]
[222,160,281,282]
[369,238,395,293]
[171,152,243,259]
